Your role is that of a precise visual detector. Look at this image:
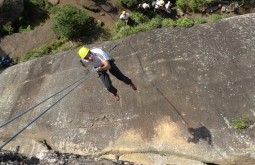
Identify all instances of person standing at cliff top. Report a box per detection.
[165,1,172,13]
[139,3,151,10]
[78,47,137,101]
[119,10,130,25]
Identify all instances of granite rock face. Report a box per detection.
[0,14,255,164]
[0,0,24,25]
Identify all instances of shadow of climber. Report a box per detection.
[187,126,212,145]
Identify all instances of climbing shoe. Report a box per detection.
[112,93,120,101]
[130,82,137,91]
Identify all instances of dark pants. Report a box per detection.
[97,60,132,94]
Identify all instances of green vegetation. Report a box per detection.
[14,38,68,62]
[176,0,212,12]
[195,17,207,24]
[233,114,254,130]
[210,14,227,22]
[147,17,162,29]
[19,25,32,33]
[162,18,176,28]
[0,24,14,37]
[11,5,108,62]
[175,17,194,27]
[190,0,209,12]
[112,10,235,40]
[176,0,188,11]
[113,14,160,39]
[25,0,51,10]
[119,0,138,8]
[130,12,150,24]
[2,25,15,35]
[115,20,127,32]
[0,0,51,37]
[113,14,197,39]
[52,5,94,40]
[118,0,255,11]
[176,0,255,12]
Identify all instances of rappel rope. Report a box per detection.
[0,76,86,129]
[0,69,95,150]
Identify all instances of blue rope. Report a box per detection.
[0,76,87,129]
[0,74,89,150]
[0,70,94,150]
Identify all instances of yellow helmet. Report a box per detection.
[122,10,126,15]
[78,47,90,59]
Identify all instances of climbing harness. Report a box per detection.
[0,69,95,150]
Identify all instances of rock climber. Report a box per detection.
[78,47,137,101]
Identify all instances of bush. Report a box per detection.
[130,12,150,24]
[131,24,149,34]
[113,26,133,39]
[162,18,176,27]
[113,17,163,40]
[233,114,254,130]
[17,38,67,62]
[52,5,94,40]
[120,0,138,8]
[3,24,14,35]
[146,17,162,29]
[25,0,51,10]
[177,0,219,12]
[190,0,208,12]
[0,25,13,37]
[114,20,126,32]
[211,14,223,21]
[18,25,32,33]
[175,18,194,27]
[195,17,207,24]
[176,0,188,11]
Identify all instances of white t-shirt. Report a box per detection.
[142,3,150,9]
[82,48,111,68]
[165,1,171,9]
[119,13,130,20]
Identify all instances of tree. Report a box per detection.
[52,5,94,40]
